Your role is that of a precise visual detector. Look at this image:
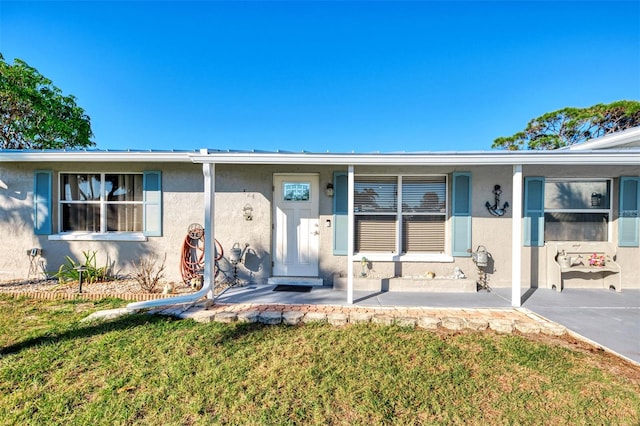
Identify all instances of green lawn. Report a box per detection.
[0,296,638,425]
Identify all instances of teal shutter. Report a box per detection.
[451,172,472,257]
[333,172,348,255]
[524,177,545,246]
[619,176,640,247]
[33,170,53,235]
[143,171,162,236]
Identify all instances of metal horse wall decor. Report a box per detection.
[485,185,509,216]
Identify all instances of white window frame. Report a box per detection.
[354,173,452,262]
[51,172,147,242]
[544,178,613,242]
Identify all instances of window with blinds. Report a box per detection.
[355,215,396,252]
[354,176,397,213]
[354,175,447,253]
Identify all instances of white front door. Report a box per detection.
[273,174,320,277]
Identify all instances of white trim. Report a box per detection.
[511,165,523,307]
[347,165,354,304]
[48,232,147,242]
[396,176,403,255]
[0,151,194,162]
[566,127,640,151]
[2,146,639,166]
[203,160,215,300]
[189,150,640,166]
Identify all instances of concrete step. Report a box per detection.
[268,277,324,286]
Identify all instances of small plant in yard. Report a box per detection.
[54,250,111,284]
[133,253,166,293]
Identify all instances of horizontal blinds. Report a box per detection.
[403,216,445,252]
[354,176,397,213]
[355,215,396,252]
[402,176,446,213]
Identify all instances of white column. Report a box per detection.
[202,156,216,300]
[347,165,355,304]
[511,164,523,307]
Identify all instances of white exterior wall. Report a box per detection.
[213,164,344,285]
[1,160,638,289]
[0,162,203,283]
[0,163,36,281]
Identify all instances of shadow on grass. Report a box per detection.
[0,309,269,357]
[0,313,170,356]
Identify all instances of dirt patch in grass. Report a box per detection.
[512,330,640,384]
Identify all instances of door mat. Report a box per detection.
[272,285,313,292]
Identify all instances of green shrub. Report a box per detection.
[54,250,111,284]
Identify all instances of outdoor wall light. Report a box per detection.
[326,183,334,197]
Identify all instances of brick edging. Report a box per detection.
[0,291,186,302]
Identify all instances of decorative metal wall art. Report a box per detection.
[485,185,509,216]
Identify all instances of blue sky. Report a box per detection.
[1,1,639,153]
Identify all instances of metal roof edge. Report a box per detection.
[188,149,640,166]
[2,145,640,166]
[566,126,640,151]
[0,150,196,162]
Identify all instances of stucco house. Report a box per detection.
[1,127,639,307]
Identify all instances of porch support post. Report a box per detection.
[347,165,355,304]
[202,156,216,300]
[511,164,523,307]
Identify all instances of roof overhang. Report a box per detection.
[566,126,640,151]
[1,149,639,166]
[0,150,195,162]
[188,149,640,166]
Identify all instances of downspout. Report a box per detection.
[511,164,523,307]
[127,153,215,311]
[347,165,354,304]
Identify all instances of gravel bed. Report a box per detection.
[0,278,197,296]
